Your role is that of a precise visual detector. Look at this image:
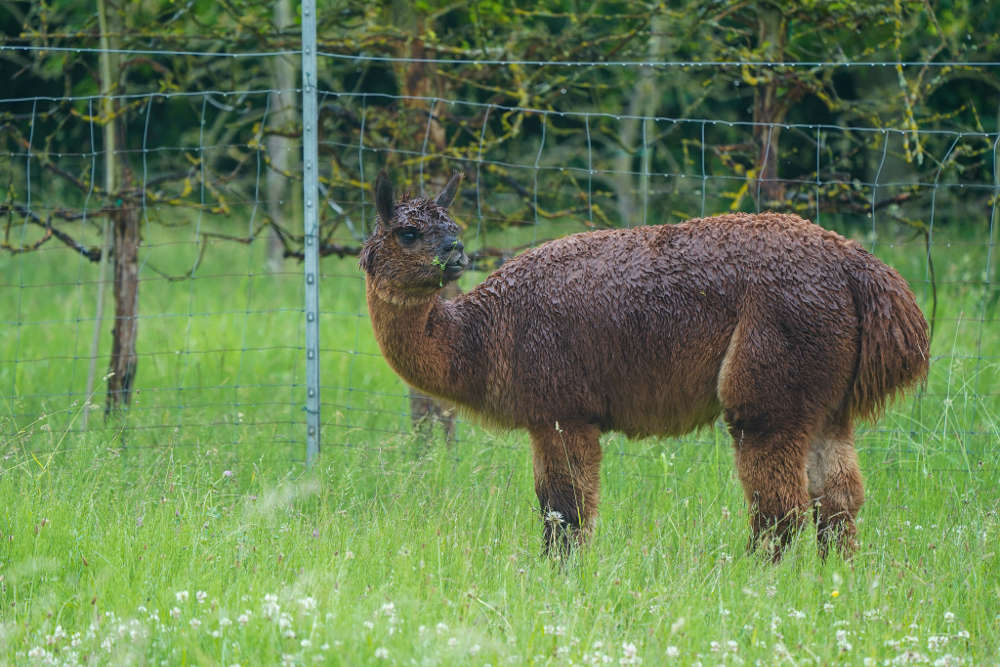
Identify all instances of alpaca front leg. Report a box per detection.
[529,423,602,556]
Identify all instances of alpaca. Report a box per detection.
[360,171,929,559]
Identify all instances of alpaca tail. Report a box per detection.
[845,248,930,421]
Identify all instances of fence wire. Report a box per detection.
[1,49,997,474]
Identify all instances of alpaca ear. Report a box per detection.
[434,171,463,209]
[374,170,395,226]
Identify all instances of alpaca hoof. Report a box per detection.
[818,523,858,560]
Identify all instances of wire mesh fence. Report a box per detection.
[1,44,997,471]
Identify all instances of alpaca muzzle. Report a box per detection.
[438,238,467,279]
[442,251,468,280]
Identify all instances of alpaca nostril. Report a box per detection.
[443,238,464,255]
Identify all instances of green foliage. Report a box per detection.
[2,0,998,257]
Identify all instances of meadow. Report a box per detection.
[1,217,998,665]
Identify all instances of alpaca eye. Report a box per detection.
[396,227,421,244]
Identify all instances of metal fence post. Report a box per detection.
[301,0,321,464]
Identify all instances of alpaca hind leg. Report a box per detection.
[731,428,812,562]
[718,315,822,561]
[529,423,602,556]
[807,424,864,559]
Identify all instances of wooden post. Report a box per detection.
[105,198,140,415]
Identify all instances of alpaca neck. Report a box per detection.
[365,278,475,407]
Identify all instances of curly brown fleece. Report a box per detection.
[361,171,929,560]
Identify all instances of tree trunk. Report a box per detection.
[612,14,667,226]
[752,7,788,209]
[105,200,140,415]
[266,0,298,272]
[752,85,785,207]
[388,0,446,172]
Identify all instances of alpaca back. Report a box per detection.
[453,214,899,435]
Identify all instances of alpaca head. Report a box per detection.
[360,171,468,295]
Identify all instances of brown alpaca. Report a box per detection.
[360,171,929,560]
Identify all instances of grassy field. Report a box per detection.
[1,219,998,665]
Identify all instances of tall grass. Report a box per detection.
[1,219,997,664]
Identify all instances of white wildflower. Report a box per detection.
[928,635,949,651]
[263,594,281,619]
[620,641,641,665]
